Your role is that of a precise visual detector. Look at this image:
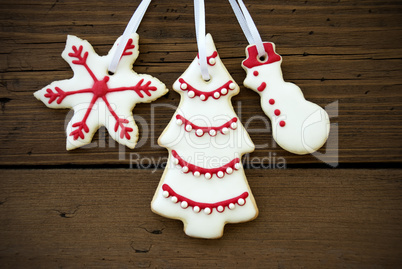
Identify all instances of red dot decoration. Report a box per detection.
[279,121,286,127]
[274,109,281,116]
[253,71,259,76]
[269,99,275,105]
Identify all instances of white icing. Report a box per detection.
[181,201,188,208]
[188,91,195,98]
[209,129,217,136]
[181,166,189,173]
[204,208,212,214]
[34,33,167,150]
[242,42,330,155]
[196,129,203,136]
[151,34,258,239]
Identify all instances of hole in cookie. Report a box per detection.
[201,74,212,83]
[258,53,268,62]
[108,70,115,76]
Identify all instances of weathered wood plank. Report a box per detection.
[0,169,401,267]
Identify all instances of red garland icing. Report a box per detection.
[162,184,248,213]
[171,150,241,179]
[178,78,235,101]
[197,51,218,66]
[175,114,238,137]
[242,42,281,69]
[44,39,159,140]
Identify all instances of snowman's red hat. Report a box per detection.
[242,42,281,69]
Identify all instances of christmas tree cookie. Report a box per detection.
[151,34,258,239]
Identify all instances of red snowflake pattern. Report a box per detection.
[34,34,167,150]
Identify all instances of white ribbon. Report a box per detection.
[228,0,266,58]
[108,0,152,73]
[194,0,210,81]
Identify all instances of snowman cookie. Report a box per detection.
[242,42,330,154]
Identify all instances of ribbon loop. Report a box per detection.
[194,0,210,81]
[228,0,266,59]
[108,0,152,73]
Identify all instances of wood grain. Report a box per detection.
[0,0,401,267]
[0,169,401,268]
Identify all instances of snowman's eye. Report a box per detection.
[253,71,259,76]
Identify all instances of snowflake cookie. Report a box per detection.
[34,34,167,150]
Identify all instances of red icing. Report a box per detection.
[178,78,235,101]
[70,94,96,140]
[108,79,158,98]
[44,87,91,104]
[266,99,287,128]
[92,76,110,96]
[242,42,281,69]
[176,115,237,137]
[171,150,241,178]
[68,45,97,81]
[242,43,289,129]
[101,96,133,139]
[121,38,135,57]
[257,82,267,92]
[44,40,157,141]
[197,51,218,66]
[162,184,248,213]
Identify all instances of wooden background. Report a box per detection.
[1,0,401,267]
